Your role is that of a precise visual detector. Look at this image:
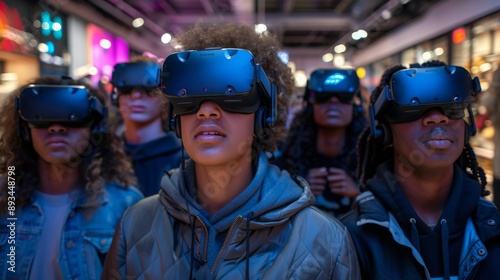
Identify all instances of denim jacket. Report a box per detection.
[0,183,143,280]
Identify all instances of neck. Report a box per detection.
[196,153,254,214]
[316,126,346,157]
[394,159,454,225]
[37,158,82,194]
[124,118,166,144]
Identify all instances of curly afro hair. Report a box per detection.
[177,22,295,153]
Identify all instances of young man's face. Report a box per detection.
[390,108,465,170]
[30,123,91,165]
[180,101,255,167]
[118,88,164,125]
[312,96,353,128]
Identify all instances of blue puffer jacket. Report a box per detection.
[102,152,361,279]
[0,183,143,280]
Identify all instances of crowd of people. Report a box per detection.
[0,22,499,280]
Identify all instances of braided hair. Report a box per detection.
[357,60,489,196]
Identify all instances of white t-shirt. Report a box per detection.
[29,191,72,280]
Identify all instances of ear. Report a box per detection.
[379,122,393,146]
[254,106,269,140]
[111,88,119,106]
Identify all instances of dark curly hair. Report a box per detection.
[0,76,137,212]
[357,60,489,196]
[177,22,295,153]
[279,97,367,178]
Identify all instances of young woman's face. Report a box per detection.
[118,88,164,125]
[390,108,465,170]
[180,101,255,167]
[30,124,91,165]
[312,96,353,128]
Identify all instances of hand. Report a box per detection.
[305,167,328,196]
[326,167,361,198]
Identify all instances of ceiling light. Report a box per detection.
[99,39,111,49]
[422,51,432,60]
[294,71,307,87]
[381,10,392,20]
[333,54,345,67]
[161,33,172,44]
[278,51,289,64]
[132,18,144,28]
[334,44,346,54]
[352,30,367,40]
[255,24,267,34]
[52,22,62,32]
[434,47,444,56]
[358,29,367,39]
[322,53,333,62]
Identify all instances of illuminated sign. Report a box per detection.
[452,27,466,44]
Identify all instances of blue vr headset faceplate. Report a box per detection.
[111,61,160,90]
[308,68,360,103]
[17,85,105,127]
[373,65,481,123]
[161,48,274,115]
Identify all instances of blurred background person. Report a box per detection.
[274,68,367,217]
[110,56,184,197]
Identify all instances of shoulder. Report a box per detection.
[473,197,500,238]
[116,194,168,237]
[292,206,350,239]
[104,183,144,206]
[340,191,389,231]
[120,194,163,223]
[127,194,162,211]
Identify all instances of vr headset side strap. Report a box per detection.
[255,64,277,126]
[370,85,392,138]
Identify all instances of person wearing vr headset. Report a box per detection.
[341,61,500,279]
[110,56,183,197]
[274,68,367,217]
[0,76,143,280]
[102,23,360,279]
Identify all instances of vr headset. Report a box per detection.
[308,68,360,103]
[372,65,481,123]
[110,61,160,91]
[16,85,106,128]
[370,65,481,140]
[161,47,276,119]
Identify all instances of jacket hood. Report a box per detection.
[123,132,182,161]
[159,151,315,232]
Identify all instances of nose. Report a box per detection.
[48,123,68,133]
[130,89,146,99]
[196,101,221,119]
[422,108,449,125]
[327,96,341,104]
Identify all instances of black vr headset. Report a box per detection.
[110,61,161,104]
[111,61,160,90]
[370,65,481,143]
[307,68,360,104]
[16,85,107,140]
[161,47,277,138]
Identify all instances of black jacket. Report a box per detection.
[341,162,500,280]
[124,132,183,197]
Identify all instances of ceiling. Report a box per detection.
[50,0,444,60]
